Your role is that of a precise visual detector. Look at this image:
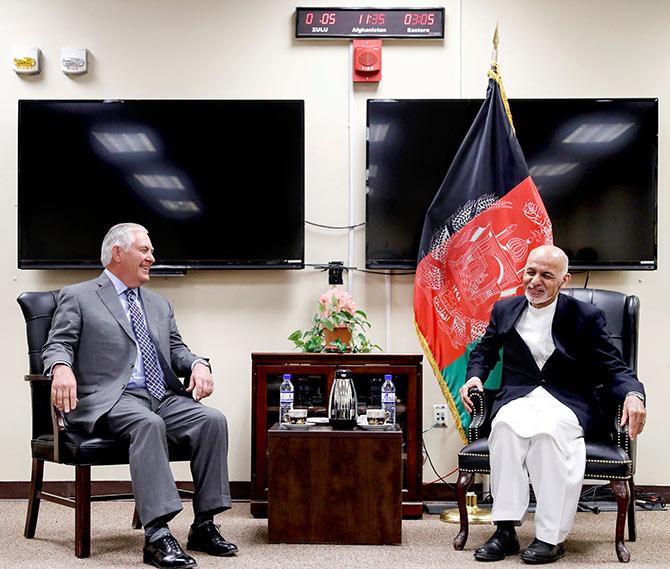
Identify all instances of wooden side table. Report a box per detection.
[251,353,423,519]
[267,424,402,544]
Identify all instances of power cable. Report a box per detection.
[305,220,365,230]
[304,262,415,276]
[422,435,457,488]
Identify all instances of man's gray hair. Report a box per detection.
[100,223,148,267]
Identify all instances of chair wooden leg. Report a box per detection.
[627,478,636,542]
[75,465,91,558]
[24,458,44,539]
[610,479,631,563]
[453,471,475,550]
[131,507,142,529]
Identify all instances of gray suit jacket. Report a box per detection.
[42,273,203,433]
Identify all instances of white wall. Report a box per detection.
[1,0,667,486]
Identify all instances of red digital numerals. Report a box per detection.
[404,13,435,27]
[304,12,336,26]
[358,13,385,25]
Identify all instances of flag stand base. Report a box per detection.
[440,491,492,524]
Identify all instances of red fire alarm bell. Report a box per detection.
[353,39,381,82]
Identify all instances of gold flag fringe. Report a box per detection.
[414,320,468,443]
[488,63,516,135]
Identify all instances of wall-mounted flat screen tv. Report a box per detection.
[366,98,657,270]
[18,99,304,269]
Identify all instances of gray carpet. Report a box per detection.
[0,501,667,568]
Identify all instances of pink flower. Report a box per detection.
[319,287,357,317]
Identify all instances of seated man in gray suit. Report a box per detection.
[43,222,237,568]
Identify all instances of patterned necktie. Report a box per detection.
[125,289,166,400]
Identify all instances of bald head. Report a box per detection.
[527,245,569,277]
[523,245,571,308]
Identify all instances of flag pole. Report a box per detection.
[487,22,516,134]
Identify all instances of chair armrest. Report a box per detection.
[24,373,49,382]
[24,373,65,461]
[467,388,489,442]
[615,403,636,468]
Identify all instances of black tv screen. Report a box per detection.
[366,98,657,270]
[18,99,304,269]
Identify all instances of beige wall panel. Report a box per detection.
[0,0,666,486]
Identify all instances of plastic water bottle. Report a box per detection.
[279,373,294,425]
[381,373,396,424]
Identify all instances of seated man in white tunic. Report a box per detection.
[460,245,646,564]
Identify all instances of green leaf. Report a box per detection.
[332,338,347,352]
[288,330,303,342]
[322,319,334,331]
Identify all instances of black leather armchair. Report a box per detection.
[18,291,193,558]
[453,288,639,563]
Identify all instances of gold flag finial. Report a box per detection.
[487,22,516,134]
[491,22,500,71]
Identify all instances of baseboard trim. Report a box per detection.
[0,481,251,500]
[420,482,670,503]
[1,481,667,503]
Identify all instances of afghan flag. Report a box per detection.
[414,65,553,442]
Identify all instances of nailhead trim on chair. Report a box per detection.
[467,391,485,442]
[586,458,631,465]
[587,474,631,480]
[460,469,630,479]
[615,407,631,457]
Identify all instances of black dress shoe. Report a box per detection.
[521,538,565,564]
[187,520,238,557]
[143,534,197,568]
[474,527,520,561]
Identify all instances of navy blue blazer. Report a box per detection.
[466,293,644,437]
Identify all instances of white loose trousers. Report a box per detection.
[489,387,586,545]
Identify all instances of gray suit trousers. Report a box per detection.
[104,389,232,526]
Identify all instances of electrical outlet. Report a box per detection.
[433,403,448,427]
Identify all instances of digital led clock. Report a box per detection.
[295,7,445,39]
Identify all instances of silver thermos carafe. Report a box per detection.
[328,369,358,430]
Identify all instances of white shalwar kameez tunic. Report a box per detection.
[489,297,586,545]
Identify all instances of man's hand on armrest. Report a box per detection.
[621,393,646,439]
[186,361,214,401]
[459,377,484,414]
[51,364,78,413]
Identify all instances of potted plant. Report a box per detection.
[288,287,381,353]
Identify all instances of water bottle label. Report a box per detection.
[280,393,294,403]
[381,392,395,404]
